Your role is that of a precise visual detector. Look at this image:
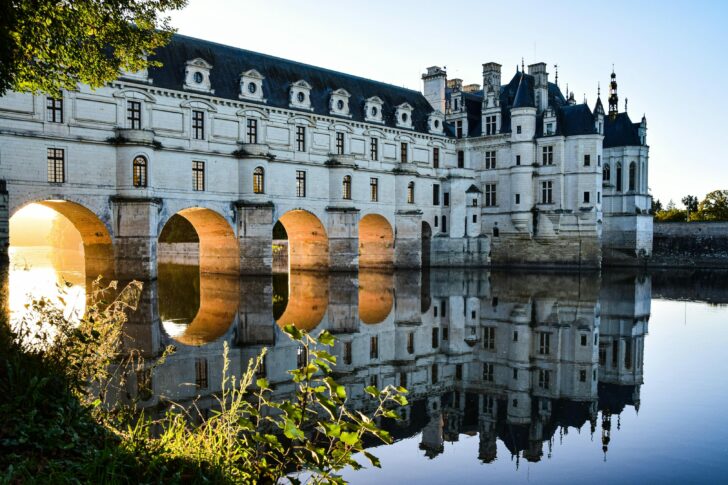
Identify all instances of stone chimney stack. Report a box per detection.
[422,66,447,113]
[482,62,501,97]
[528,62,549,113]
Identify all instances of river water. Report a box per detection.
[7,247,728,483]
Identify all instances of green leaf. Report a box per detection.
[364,385,378,397]
[340,431,359,446]
[283,324,303,341]
[318,331,335,346]
[363,451,382,468]
[256,377,269,389]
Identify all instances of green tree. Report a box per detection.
[0,0,186,96]
[697,190,728,221]
[651,198,663,214]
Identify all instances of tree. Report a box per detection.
[697,190,728,221]
[651,198,663,214]
[682,195,698,220]
[0,0,186,96]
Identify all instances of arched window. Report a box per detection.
[616,162,623,192]
[253,166,265,194]
[407,181,415,204]
[133,155,147,187]
[629,162,636,192]
[342,175,352,200]
[603,163,610,184]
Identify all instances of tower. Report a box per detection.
[608,69,619,118]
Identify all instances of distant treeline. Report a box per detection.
[653,190,728,222]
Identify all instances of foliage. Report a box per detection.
[651,198,663,214]
[654,208,687,222]
[696,190,728,221]
[1,0,187,96]
[681,195,699,214]
[654,190,728,222]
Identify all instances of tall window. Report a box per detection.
[516,155,521,166]
[343,341,352,365]
[456,120,463,138]
[253,166,265,194]
[483,327,495,350]
[541,180,553,204]
[195,358,208,390]
[370,177,378,202]
[192,161,205,191]
[295,126,306,152]
[127,101,142,129]
[583,191,590,203]
[407,332,414,354]
[342,175,352,200]
[603,163,611,183]
[47,148,65,183]
[432,327,439,348]
[370,336,379,359]
[133,156,147,187]
[400,142,408,163]
[482,362,494,382]
[441,215,448,233]
[192,110,205,140]
[616,162,623,192]
[457,150,464,168]
[485,115,497,135]
[485,150,496,169]
[370,137,378,161]
[538,369,551,389]
[407,181,415,204]
[485,183,497,207]
[246,118,258,144]
[629,162,636,191]
[46,97,63,123]
[542,146,554,165]
[296,170,306,197]
[584,154,591,166]
[538,332,551,355]
[443,192,449,207]
[433,147,440,168]
[432,184,440,205]
[336,132,345,155]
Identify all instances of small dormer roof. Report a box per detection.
[466,184,482,194]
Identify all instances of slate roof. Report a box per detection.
[141,34,436,134]
[603,112,642,148]
[512,73,536,108]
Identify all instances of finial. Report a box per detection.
[625,97,628,112]
[584,93,587,104]
[598,82,601,97]
[554,64,559,86]
[516,63,519,73]
[521,57,525,73]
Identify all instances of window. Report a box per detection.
[515,193,520,204]
[584,154,591,166]
[482,362,494,382]
[629,162,636,191]
[432,327,439,348]
[47,148,65,183]
[455,363,462,380]
[442,327,449,340]
[46,97,63,123]
[192,110,205,139]
[246,118,258,144]
[127,100,142,129]
[516,125,522,134]
[434,216,438,227]
[370,336,379,359]
[342,175,352,200]
[483,395,494,414]
[538,369,551,389]
[541,181,553,204]
[485,151,496,170]
[457,150,464,168]
[441,299,447,317]
[443,192,450,207]
[616,162,623,192]
[295,126,306,152]
[400,372,407,388]
[513,368,518,379]
[546,122,554,135]
[433,147,440,168]
[456,120,463,138]
[441,215,448,233]
[516,155,521,166]
[603,164,611,183]
[297,345,308,368]
[195,358,208,389]
[431,364,438,384]
[192,161,205,191]
[370,375,378,388]
[493,226,499,237]
[370,177,379,202]
[407,332,414,354]
[598,155,601,166]
[513,331,518,342]
[583,191,590,203]
[580,369,587,382]
[472,214,477,223]
[539,332,551,355]
[542,146,554,165]
[453,99,459,110]
[484,183,497,207]
[133,156,147,187]
[401,142,408,163]
[581,334,588,346]
[343,341,352,365]
[336,132,345,155]
[483,327,495,350]
[370,138,378,161]
[296,170,306,197]
[485,115,497,135]
[433,184,440,205]
[253,166,265,194]
[597,192,601,203]
[407,181,415,204]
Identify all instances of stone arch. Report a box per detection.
[276,209,329,272]
[358,213,394,269]
[158,207,239,275]
[358,271,393,324]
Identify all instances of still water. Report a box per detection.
[7,247,728,483]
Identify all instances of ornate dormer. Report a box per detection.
[594,91,605,135]
[239,69,266,103]
[395,102,414,129]
[329,88,351,117]
[364,96,384,123]
[289,80,313,111]
[428,111,445,135]
[184,58,213,94]
[450,91,463,114]
[543,106,557,136]
[481,82,501,136]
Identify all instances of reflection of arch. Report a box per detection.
[359,271,393,324]
[421,221,432,268]
[276,271,328,331]
[159,207,239,275]
[277,210,328,271]
[359,214,394,269]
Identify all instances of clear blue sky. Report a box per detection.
[168,0,727,206]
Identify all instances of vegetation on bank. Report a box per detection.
[0,280,407,483]
[652,190,728,222]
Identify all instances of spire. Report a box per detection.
[598,82,601,97]
[608,67,619,118]
[554,64,559,86]
[625,97,628,113]
[521,57,525,72]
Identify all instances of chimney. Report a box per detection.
[482,62,501,96]
[422,66,447,113]
[528,62,549,113]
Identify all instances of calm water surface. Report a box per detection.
[7,247,728,483]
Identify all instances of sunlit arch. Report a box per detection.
[276,209,329,272]
[358,213,394,269]
[358,271,394,324]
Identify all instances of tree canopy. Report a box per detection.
[0,0,186,96]
[654,190,728,222]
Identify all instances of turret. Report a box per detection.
[422,66,447,113]
[510,72,537,141]
[528,63,549,113]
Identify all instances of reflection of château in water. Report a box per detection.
[117,267,649,464]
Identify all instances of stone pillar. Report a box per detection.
[393,271,421,325]
[0,180,8,264]
[111,196,160,281]
[236,275,275,346]
[235,201,274,275]
[326,207,359,272]
[394,210,423,268]
[327,273,358,333]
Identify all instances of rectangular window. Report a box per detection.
[483,327,495,351]
[485,151,496,170]
[484,183,497,207]
[432,327,439,348]
[431,364,438,384]
[295,126,306,152]
[538,369,551,389]
[195,358,208,390]
[433,147,440,168]
[546,122,554,135]
[516,125,522,134]
[246,118,258,144]
[401,142,408,163]
[296,170,306,197]
[584,154,591,166]
[127,100,142,129]
[513,331,519,342]
[515,193,520,204]
[581,334,588,346]
[598,155,601,166]
[192,161,205,191]
[297,345,308,369]
[472,214,477,223]
[370,138,378,161]
[441,215,447,233]
[400,372,407,388]
[336,132,345,155]
[482,362,494,382]
[442,326,449,340]
[457,150,464,168]
[443,192,450,207]
[597,192,601,203]
[542,145,554,165]
[456,120,463,138]
[343,341,352,365]
[433,184,440,205]
[370,336,379,359]
[516,155,521,166]
[584,191,591,203]
[486,115,497,135]
[580,369,587,382]
[370,177,379,202]
[455,363,462,380]
[539,332,551,355]
[192,110,205,140]
[513,368,518,379]
[541,180,553,204]
[483,395,494,414]
[441,299,447,317]
[407,332,414,354]
[47,148,65,183]
[46,97,63,123]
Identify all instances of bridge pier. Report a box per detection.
[112,197,160,281]
[236,201,273,275]
[394,210,423,269]
[327,207,359,272]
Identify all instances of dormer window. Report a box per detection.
[364,96,384,124]
[543,108,557,136]
[184,58,213,94]
[395,103,413,129]
[290,80,313,110]
[329,88,351,117]
[239,69,266,102]
[428,111,445,135]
